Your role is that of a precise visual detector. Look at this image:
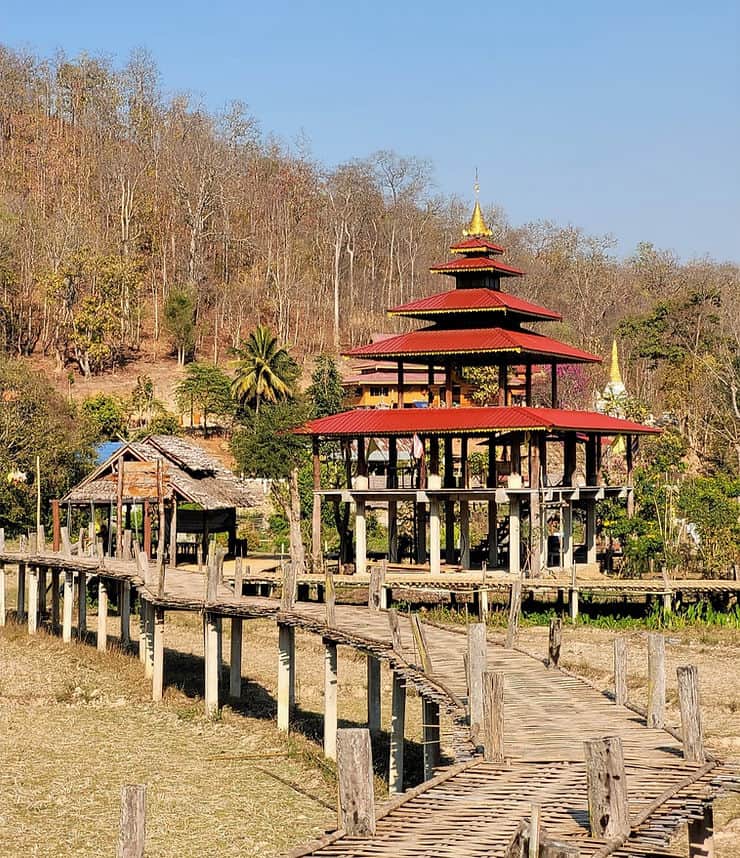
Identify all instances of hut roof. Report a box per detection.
[63,435,258,510]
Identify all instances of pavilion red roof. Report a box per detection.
[449,237,505,255]
[296,406,659,438]
[344,327,601,364]
[388,287,561,322]
[430,256,525,277]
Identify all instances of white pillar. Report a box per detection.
[229,617,243,699]
[355,498,367,576]
[204,611,220,717]
[27,566,39,634]
[324,639,338,760]
[429,475,442,575]
[509,497,521,576]
[144,602,154,679]
[152,607,164,702]
[367,654,381,735]
[97,578,108,652]
[389,671,406,794]
[62,570,74,643]
[277,623,295,732]
[138,598,147,664]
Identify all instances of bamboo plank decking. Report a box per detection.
[1,550,737,857]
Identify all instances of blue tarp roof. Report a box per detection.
[95,441,124,465]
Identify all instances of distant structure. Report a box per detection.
[299,191,658,576]
[596,339,628,417]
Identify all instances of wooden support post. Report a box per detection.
[387,499,398,564]
[509,497,521,576]
[17,561,26,619]
[478,587,489,622]
[367,654,381,736]
[410,613,434,674]
[614,638,628,705]
[204,611,220,717]
[325,569,336,627]
[647,632,665,728]
[97,577,108,652]
[429,496,441,575]
[152,607,164,702]
[368,563,384,611]
[52,500,61,552]
[63,570,74,643]
[467,622,487,742]
[586,500,597,565]
[569,587,579,623]
[688,803,714,858]
[229,617,243,699]
[529,804,541,858]
[422,697,440,780]
[27,565,38,634]
[77,569,87,637]
[387,608,403,652]
[505,579,522,649]
[51,569,60,632]
[143,500,152,559]
[138,599,146,664]
[583,736,629,839]
[677,664,705,763]
[562,499,573,570]
[355,497,367,576]
[116,455,125,558]
[389,670,406,794]
[120,581,131,646]
[312,438,322,571]
[277,622,295,732]
[38,566,47,616]
[169,502,177,567]
[336,728,375,837]
[483,670,505,762]
[144,602,154,679]
[324,638,338,760]
[548,617,562,668]
[459,499,470,569]
[233,556,244,598]
[117,783,146,858]
[0,563,5,627]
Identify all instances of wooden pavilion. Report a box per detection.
[59,435,256,561]
[298,200,659,576]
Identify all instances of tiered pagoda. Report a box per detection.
[299,199,658,577]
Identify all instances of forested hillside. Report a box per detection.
[0,45,738,472]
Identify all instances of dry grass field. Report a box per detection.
[1,597,738,856]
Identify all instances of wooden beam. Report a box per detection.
[647,632,665,728]
[548,617,562,668]
[505,580,522,649]
[467,622,487,744]
[614,638,628,706]
[120,581,131,646]
[336,729,375,837]
[583,736,629,839]
[367,654,381,735]
[324,638,338,760]
[27,565,38,634]
[117,783,146,858]
[677,664,705,763]
[482,670,505,762]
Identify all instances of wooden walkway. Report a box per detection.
[0,549,737,857]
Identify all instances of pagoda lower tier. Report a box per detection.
[298,405,658,578]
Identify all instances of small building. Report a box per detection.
[60,435,258,561]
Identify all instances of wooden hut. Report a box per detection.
[60,435,257,561]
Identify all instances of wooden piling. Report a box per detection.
[583,736,629,839]
[614,637,628,706]
[204,611,220,717]
[323,638,338,760]
[77,569,87,636]
[120,581,131,646]
[97,577,108,651]
[483,670,505,763]
[277,622,295,732]
[336,728,375,837]
[143,602,154,679]
[647,632,665,728]
[505,579,522,648]
[325,569,336,627]
[27,565,38,634]
[389,671,406,795]
[548,617,562,668]
[677,664,705,763]
[467,622,487,742]
[117,784,146,858]
[367,654,381,735]
[233,557,244,598]
[229,617,243,699]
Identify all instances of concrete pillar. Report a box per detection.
[97,578,108,652]
[204,611,220,716]
[488,500,498,568]
[27,566,39,634]
[389,671,406,794]
[152,607,165,702]
[586,500,597,564]
[563,500,574,570]
[324,639,338,759]
[429,475,442,575]
[62,570,74,643]
[367,654,381,735]
[120,580,131,646]
[229,617,243,699]
[509,497,521,576]
[77,570,87,637]
[422,698,441,780]
[459,500,470,570]
[144,602,154,679]
[355,498,367,576]
[17,561,26,619]
[277,623,295,732]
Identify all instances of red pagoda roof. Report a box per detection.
[430,256,525,277]
[449,237,505,255]
[296,406,659,438]
[345,327,601,364]
[388,287,561,322]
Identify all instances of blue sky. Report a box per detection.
[4,0,739,261]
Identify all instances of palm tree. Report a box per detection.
[231,325,294,412]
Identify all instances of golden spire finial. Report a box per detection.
[464,169,493,236]
[609,338,623,386]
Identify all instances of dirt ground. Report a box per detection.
[1,601,738,856]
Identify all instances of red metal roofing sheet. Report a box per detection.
[388,287,561,321]
[449,237,506,254]
[344,327,601,363]
[296,406,660,437]
[430,256,525,276]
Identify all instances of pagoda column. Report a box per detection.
[551,363,558,408]
[428,437,441,575]
[508,433,522,576]
[397,360,405,408]
[387,437,398,563]
[444,436,455,564]
[487,435,498,568]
